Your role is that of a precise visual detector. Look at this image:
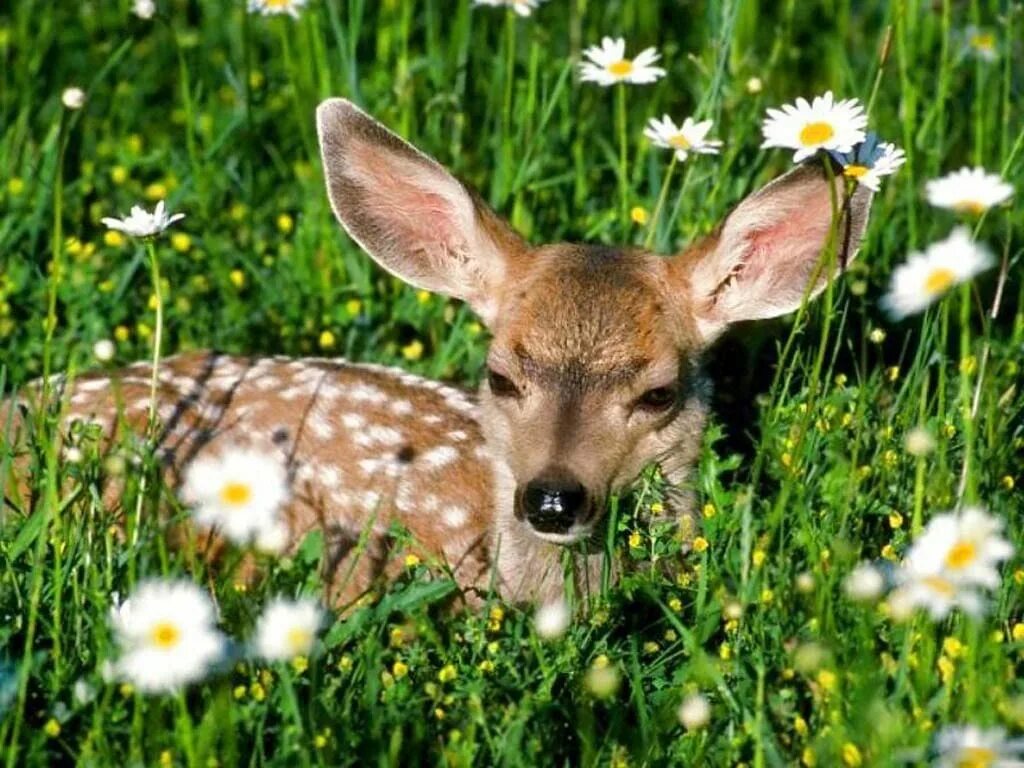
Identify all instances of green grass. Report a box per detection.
[1,1,1023,765]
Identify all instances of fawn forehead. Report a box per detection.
[493,244,691,385]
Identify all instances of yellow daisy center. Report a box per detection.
[799,121,835,146]
[669,134,692,150]
[844,164,869,178]
[922,576,955,597]
[608,59,634,77]
[953,200,986,215]
[945,539,977,570]
[956,746,997,768]
[150,621,181,649]
[287,627,312,654]
[970,33,995,52]
[220,481,253,507]
[923,267,956,295]
[265,0,293,7]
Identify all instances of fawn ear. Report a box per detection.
[316,98,523,324]
[674,162,872,343]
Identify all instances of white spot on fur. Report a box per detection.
[446,429,468,442]
[355,425,404,448]
[77,379,109,393]
[423,414,443,425]
[443,506,468,528]
[420,445,458,469]
[341,413,366,430]
[309,414,334,440]
[254,376,282,391]
[389,400,414,416]
[348,384,387,404]
[319,466,342,489]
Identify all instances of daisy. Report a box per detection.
[844,562,885,601]
[181,447,289,546]
[677,694,711,731]
[61,87,85,110]
[925,167,1014,215]
[247,0,307,18]
[253,597,324,660]
[579,37,666,87]
[881,227,994,319]
[933,725,1024,768]
[887,571,986,621]
[109,580,226,693]
[473,0,544,16]
[643,115,722,161]
[101,200,185,238]
[132,0,156,19]
[534,598,570,639]
[830,133,906,192]
[964,26,999,62]
[904,506,1013,589]
[760,91,867,162]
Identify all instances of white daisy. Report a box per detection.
[677,694,711,731]
[760,91,868,162]
[904,506,1013,589]
[61,87,86,110]
[934,725,1024,768]
[473,0,544,16]
[844,562,885,601]
[93,339,116,363]
[643,115,722,162]
[964,26,999,62]
[534,599,570,639]
[925,167,1014,215]
[253,597,324,660]
[887,571,986,621]
[247,0,307,18]
[101,200,185,238]
[132,0,156,19]
[881,227,994,319]
[830,134,906,192]
[579,37,666,87]
[181,447,289,546]
[109,580,226,693]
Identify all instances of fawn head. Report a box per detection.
[316,99,871,545]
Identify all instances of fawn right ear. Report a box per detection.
[316,98,524,324]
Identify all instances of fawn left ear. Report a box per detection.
[672,162,872,343]
[316,98,525,325]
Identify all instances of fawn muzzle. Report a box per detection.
[520,473,590,536]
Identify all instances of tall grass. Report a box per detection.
[1,1,1022,765]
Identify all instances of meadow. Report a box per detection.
[1,0,1023,765]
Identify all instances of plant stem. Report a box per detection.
[616,83,628,232]
[644,155,677,250]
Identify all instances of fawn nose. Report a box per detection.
[522,476,588,534]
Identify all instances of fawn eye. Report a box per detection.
[487,368,520,398]
[636,385,678,413]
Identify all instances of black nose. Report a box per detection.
[523,478,588,533]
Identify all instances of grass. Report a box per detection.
[1,0,1023,765]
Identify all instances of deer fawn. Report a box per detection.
[2,99,871,607]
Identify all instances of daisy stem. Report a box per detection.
[644,155,676,250]
[175,691,199,768]
[616,83,628,233]
[145,240,164,438]
[503,8,516,138]
[956,281,976,504]
[911,371,928,536]
[280,667,311,767]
